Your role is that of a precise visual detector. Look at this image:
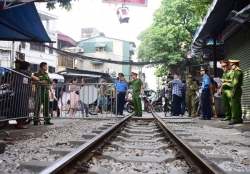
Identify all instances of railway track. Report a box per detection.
[16,113,235,174]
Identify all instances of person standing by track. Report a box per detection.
[125,72,143,117]
[113,73,128,116]
[33,62,54,125]
[219,60,233,122]
[199,67,212,120]
[186,75,198,117]
[228,60,243,125]
[168,73,182,116]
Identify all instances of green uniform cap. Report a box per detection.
[187,74,193,78]
[229,59,240,63]
[15,58,23,62]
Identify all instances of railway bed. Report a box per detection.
[2,113,249,174]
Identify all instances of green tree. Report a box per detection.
[137,0,200,77]
[46,0,78,11]
[193,0,213,18]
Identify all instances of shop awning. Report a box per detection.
[0,2,52,42]
[191,0,236,57]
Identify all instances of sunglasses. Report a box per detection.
[222,65,227,68]
[230,64,235,67]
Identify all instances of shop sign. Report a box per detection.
[217,23,239,42]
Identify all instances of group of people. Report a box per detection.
[93,71,144,117]
[161,59,243,125]
[9,58,56,129]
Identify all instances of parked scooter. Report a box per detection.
[126,96,151,113]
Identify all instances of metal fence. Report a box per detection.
[0,67,120,128]
[32,83,119,122]
[0,68,34,126]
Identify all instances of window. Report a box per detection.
[49,66,55,73]
[92,64,103,69]
[96,47,106,52]
[29,63,39,73]
[21,42,25,49]
[49,43,53,54]
[58,55,73,68]
[30,42,45,52]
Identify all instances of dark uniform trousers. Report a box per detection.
[116,92,125,115]
[202,89,211,119]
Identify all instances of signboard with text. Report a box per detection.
[102,0,148,7]
[0,50,10,60]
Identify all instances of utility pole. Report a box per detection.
[11,41,15,69]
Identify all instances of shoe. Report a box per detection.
[45,122,54,125]
[199,117,204,120]
[137,114,142,117]
[228,120,243,125]
[221,118,230,121]
[33,122,39,125]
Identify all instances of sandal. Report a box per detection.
[15,125,28,129]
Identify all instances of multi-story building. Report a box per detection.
[57,31,77,72]
[77,36,136,80]
[0,9,58,73]
[80,28,105,41]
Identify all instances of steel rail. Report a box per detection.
[39,116,132,174]
[152,113,227,174]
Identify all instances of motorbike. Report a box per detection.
[0,83,14,128]
[126,96,151,113]
[152,99,164,112]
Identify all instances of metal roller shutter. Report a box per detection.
[226,25,250,118]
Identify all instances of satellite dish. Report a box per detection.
[79,85,98,104]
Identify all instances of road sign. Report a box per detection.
[102,0,148,7]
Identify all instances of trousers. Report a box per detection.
[222,89,232,119]
[35,90,51,123]
[172,94,182,116]
[202,89,211,119]
[231,88,242,122]
[117,92,125,115]
[186,95,196,116]
[132,91,142,115]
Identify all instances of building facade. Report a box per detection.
[0,9,58,73]
[57,31,77,72]
[77,36,136,80]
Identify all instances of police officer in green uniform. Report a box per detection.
[186,75,198,117]
[33,62,54,125]
[219,60,234,121]
[228,60,243,125]
[125,72,143,117]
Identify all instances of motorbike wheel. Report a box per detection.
[146,105,152,113]
[88,104,96,115]
[126,103,134,113]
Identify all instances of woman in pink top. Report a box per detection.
[69,77,79,118]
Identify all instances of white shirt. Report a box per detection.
[148,92,157,101]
